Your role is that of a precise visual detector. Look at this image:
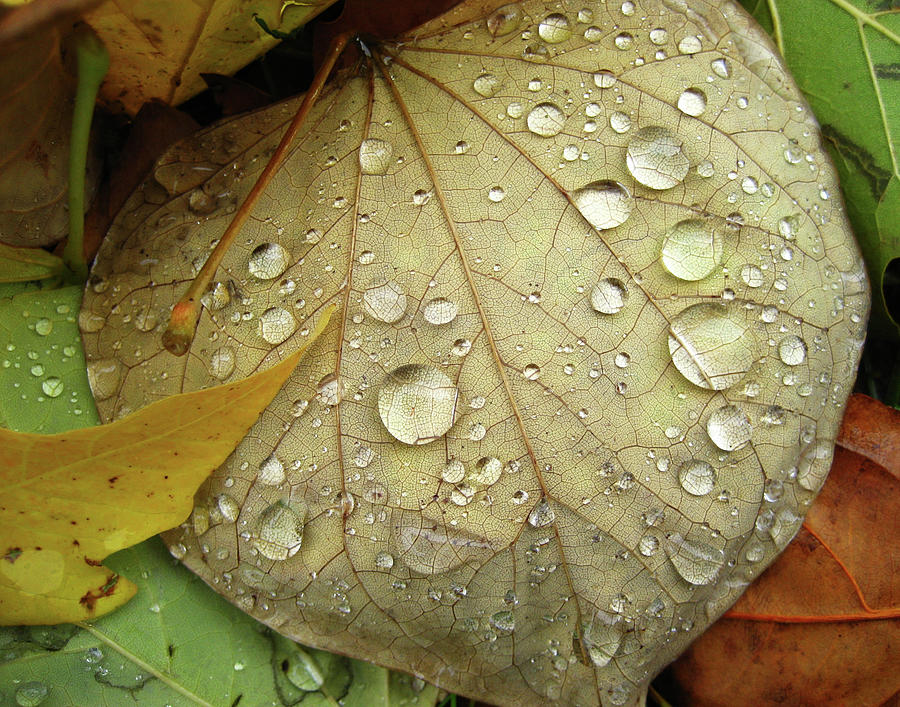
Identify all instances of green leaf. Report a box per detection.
[0,243,64,284]
[740,0,899,333]
[0,286,98,433]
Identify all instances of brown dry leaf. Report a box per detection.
[80,1,870,704]
[0,25,79,247]
[84,0,338,114]
[0,306,331,625]
[661,393,900,706]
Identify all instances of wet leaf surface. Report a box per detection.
[82,0,870,704]
[0,306,331,624]
[661,393,900,705]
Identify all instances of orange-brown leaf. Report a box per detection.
[661,393,900,705]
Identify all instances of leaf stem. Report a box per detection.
[766,0,785,55]
[63,25,109,282]
[161,30,354,356]
[827,0,900,45]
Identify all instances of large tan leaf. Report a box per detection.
[81,1,870,704]
[84,0,337,113]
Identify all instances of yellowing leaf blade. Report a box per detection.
[0,305,332,625]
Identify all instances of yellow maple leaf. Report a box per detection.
[0,306,332,625]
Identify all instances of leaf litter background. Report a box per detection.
[1,0,892,704]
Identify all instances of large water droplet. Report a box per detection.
[259,307,296,344]
[677,459,717,496]
[527,102,565,137]
[626,126,690,190]
[248,243,290,280]
[778,335,807,366]
[590,278,628,314]
[210,346,236,380]
[707,405,753,451]
[41,377,64,398]
[423,297,458,325]
[660,219,724,281]
[253,499,306,561]
[490,610,515,633]
[393,519,495,575]
[668,303,754,390]
[573,180,633,230]
[359,138,393,175]
[677,88,707,116]
[578,611,624,667]
[363,280,407,323]
[486,3,521,37]
[87,359,122,401]
[470,456,502,486]
[797,439,833,491]
[34,318,52,336]
[665,534,724,585]
[258,454,285,485]
[15,681,49,707]
[441,458,466,484]
[377,364,459,445]
[473,73,502,98]
[538,13,571,43]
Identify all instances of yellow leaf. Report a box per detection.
[84,0,339,113]
[0,305,332,625]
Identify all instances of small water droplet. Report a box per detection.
[677,88,707,117]
[526,102,566,137]
[201,281,231,310]
[258,454,285,485]
[677,459,717,496]
[248,243,290,280]
[451,338,472,356]
[359,138,393,174]
[614,32,633,49]
[661,219,724,281]
[470,456,502,486]
[523,363,542,380]
[527,498,555,527]
[217,494,240,522]
[573,180,633,230]
[34,318,52,336]
[538,13,571,43]
[441,458,466,484]
[590,278,628,314]
[377,364,459,445]
[649,28,668,45]
[579,611,624,667]
[677,35,702,54]
[710,58,730,78]
[626,126,690,190]
[423,297,458,325]
[412,189,433,206]
[707,405,753,451]
[253,499,306,561]
[87,359,121,400]
[210,346,236,380]
[488,185,506,202]
[638,534,659,556]
[490,610,515,633]
[778,335,807,366]
[608,111,631,133]
[375,551,395,570]
[473,73,502,98]
[593,70,617,88]
[41,377,63,398]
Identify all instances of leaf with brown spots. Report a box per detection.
[661,393,900,705]
[0,306,331,625]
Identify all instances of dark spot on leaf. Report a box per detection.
[84,556,103,566]
[3,547,22,563]
[79,573,119,611]
[230,696,242,707]
[875,63,900,80]
[108,476,119,485]
[168,644,175,657]
[821,123,891,200]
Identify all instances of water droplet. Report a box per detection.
[15,681,49,707]
[375,551,394,570]
[797,440,833,491]
[778,335,807,366]
[678,35,702,54]
[377,364,459,445]
[41,377,63,398]
[486,3,521,36]
[527,498,555,527]
[450,482,475,506]
[454,140,470,154]
[34,318,52,336]
[490,610,515,633]
[394,520,495,575]
[578,612,624,667]
[741,176,759,194]
[661,219,724,281]
[363,280,407,323]
[316,373,342,406]
[614,32,633,49]
[590,278,628,314]
[707,405,753,451]
[593,70,617,88]
[638,534,659,556]
[649,28,668,45]
[470,456,502,486]
[677,459,717,496]
[614,352,630,368]
[665,534,724,585]
[217,494,240,522]
[79,309,106,333]
[359,138,393,174]
[626,126,690,190]
[668,303,754,390]
[259,307,296,344]
[488,185,506,202]
[526,102,565,137]
[538,13,571,43]
[209,346,235,380]
[609,111,631,133]
[258,454,285,485]
[523,363,541,380]
[201,281,231,310]
[677,88,707,117]
[412,189,433,206]
[710,58,730,78]
[451,338,471,356]
[573,180,633,230]
[740,264,764,288]
[253,499,306,561]
[441,458,466,484]
[248,243,290,280]
[86,359,122,401]
[473,73,502,97]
